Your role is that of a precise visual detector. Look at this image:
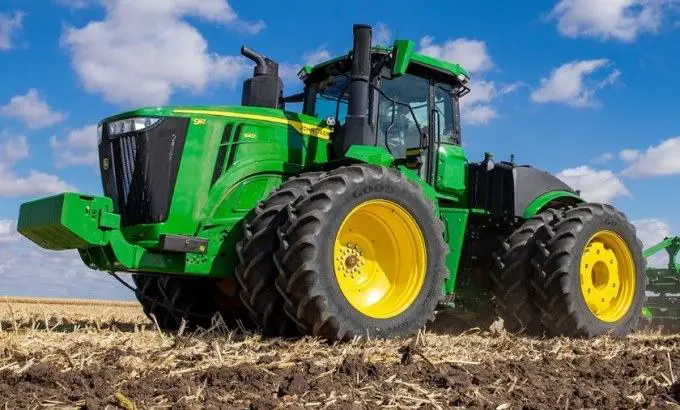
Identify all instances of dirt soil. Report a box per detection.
[1,298,680,409]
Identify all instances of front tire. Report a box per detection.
[274,165,448,342]
[234,172,324,337]
[132,274,178,330]
[133,274,246,331]
[531,203,646,337]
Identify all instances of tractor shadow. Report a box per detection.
[428,307,502,336]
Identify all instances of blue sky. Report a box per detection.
[1,0,679,299]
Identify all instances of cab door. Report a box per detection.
[375,72,431,180]
[432,82,467,200]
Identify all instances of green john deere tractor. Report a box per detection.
[17,24,648,341]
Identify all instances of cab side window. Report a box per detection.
[434,83,459,145]
[376,73,429,158]
[309,75,349,125]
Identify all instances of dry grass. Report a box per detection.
[1,296,146,332]
[1,297,680,408]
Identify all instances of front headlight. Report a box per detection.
[107,117,161,137]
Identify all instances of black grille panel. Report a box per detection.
[99,117,189,227]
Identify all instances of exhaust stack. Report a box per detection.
[341,24,373,153]
[240,46,283,109]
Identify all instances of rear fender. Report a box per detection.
[523,190,584,218]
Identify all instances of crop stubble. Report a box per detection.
[1,297,680,409]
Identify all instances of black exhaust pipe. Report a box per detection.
[240,46,282,108]
[341,24,373,153]
[241,46,269,76]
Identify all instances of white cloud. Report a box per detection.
[60,0,261,107]
[373,22,392,45]
[457,80,523,125]
[232,19,266,35]
[50,124,99,169]
[0,134,29,164]
[0,166,76,197]
[621,136,680,177]
[500,82,525,95]
[0,89,66,129]
[0,11,25,51]
[530,59,619,107]
[548,0,675,42]
[459,80,498,125]
[620,148,641,162]
[633,218,673,267]
[0,219,20,244]
[303,46,331,67]
[419,36,493,73]
[556,165,630,203]
[597,68,622,88]
[418,37,506,126]
[592,152,614,164]
[54,0,92,9]
[0,130,75,196]
[464,80,497,105]
[0,226,133,300]
[463,105,498,125]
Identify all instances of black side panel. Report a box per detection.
[513,166,575,216]
[100,117,189,227]
[225,123,243,170]
[211,124,233,186]
[468,162,575,218]
[467,162,515,217]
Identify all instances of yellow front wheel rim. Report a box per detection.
[333,199,427,319]
[579,230,636,322]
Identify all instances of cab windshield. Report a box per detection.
[305,75,349,125]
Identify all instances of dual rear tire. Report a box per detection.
[236,165,448,341]
[491,203,646,337]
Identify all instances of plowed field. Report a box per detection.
[1,297,680,409]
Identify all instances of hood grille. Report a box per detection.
[98,117,188,227]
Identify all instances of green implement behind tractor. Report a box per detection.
[639,237,680,330]
[17,24,650,341]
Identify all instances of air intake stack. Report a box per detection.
[240,46,283,109]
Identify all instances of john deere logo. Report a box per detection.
[102,157,110,171]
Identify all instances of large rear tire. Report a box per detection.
[274,165,448,342]
[490,208,562,334]
[234,172,324,337]
[531,203,646,337]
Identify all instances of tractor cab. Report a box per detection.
[292,40,471,168]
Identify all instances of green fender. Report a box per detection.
[344,145,395,167]
[523,190,584,218]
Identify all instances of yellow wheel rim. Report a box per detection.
[333,199,427,319]
[579,230,636,322]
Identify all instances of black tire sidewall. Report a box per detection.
[314,170,445,338]
[565,211,646,335]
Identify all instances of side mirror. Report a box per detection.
[421,130,429,149]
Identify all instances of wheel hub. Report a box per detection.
[333,199,427,319]
[579,230,636,322]
[337,242,366,279]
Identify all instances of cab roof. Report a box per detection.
[300,41,470,83]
